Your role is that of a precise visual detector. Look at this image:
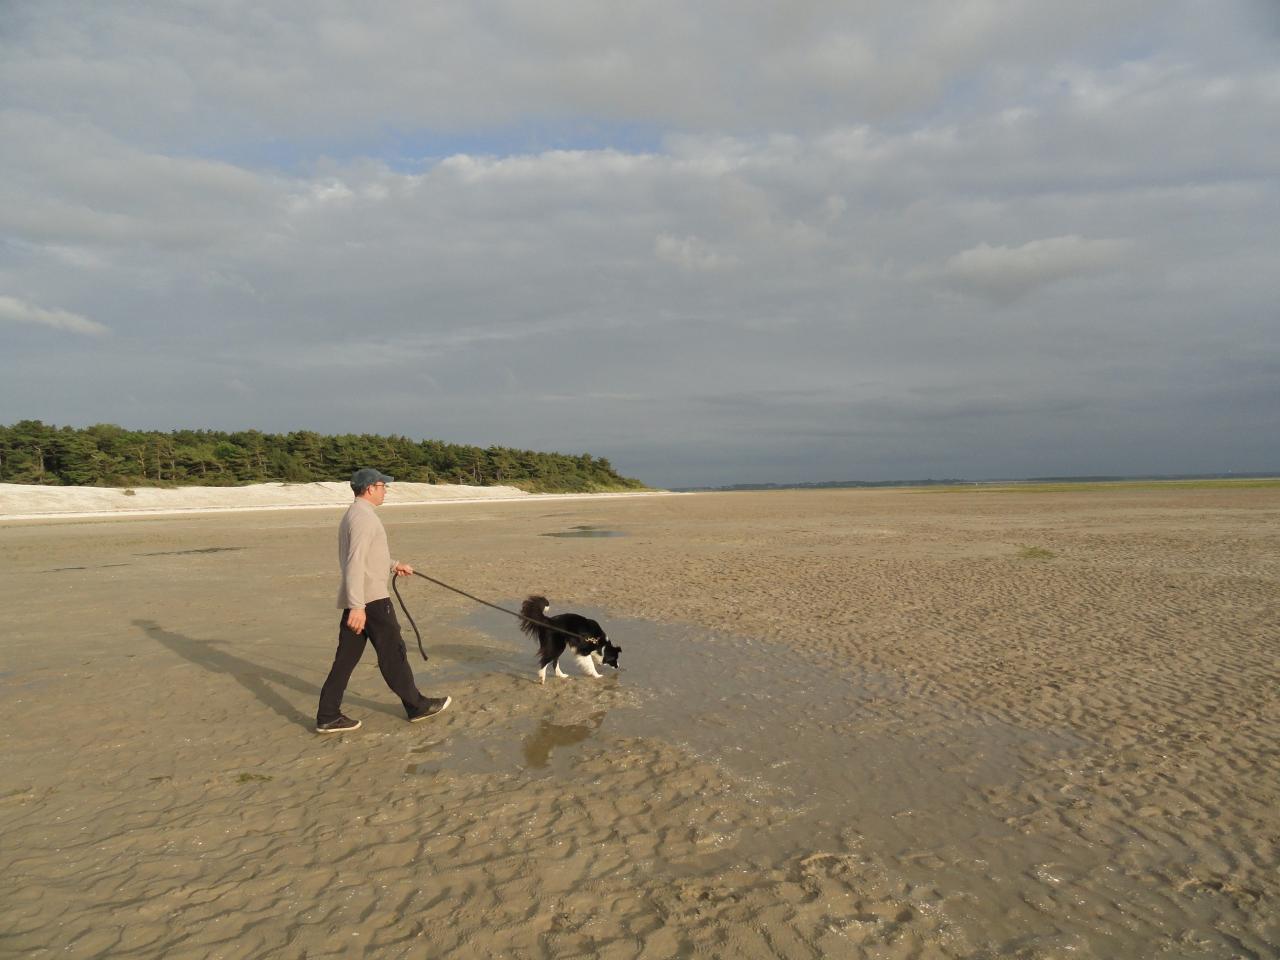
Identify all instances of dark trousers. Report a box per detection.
[317,597,428,723]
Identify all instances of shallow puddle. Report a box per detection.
[444,602,1081,861]
[138,546,245,557]
[47,562,131,572]
[540,525,626,538]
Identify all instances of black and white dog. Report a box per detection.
[519,595,621,684]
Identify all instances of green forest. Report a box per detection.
[0,420,647,493]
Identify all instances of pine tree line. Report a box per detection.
[0,421,647,493]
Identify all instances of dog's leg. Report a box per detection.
[574,653,602,678]
[537,663,548,684]
[553,657,568,679]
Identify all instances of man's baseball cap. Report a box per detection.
[351,468,393,492]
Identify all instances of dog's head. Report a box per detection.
[599,640,622,670]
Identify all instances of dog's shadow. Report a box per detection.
[135,619,396,730]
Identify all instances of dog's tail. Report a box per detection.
[519,595,550,638]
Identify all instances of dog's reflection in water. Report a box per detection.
[522,712,607,769]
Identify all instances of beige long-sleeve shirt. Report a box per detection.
[336,498,397,610]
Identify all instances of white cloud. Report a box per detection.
[0,295,108,336]
[654,234,737,272]
[942,236,1134,303]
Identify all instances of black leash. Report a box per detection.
[391,574,433,661]
[391,569,600,662]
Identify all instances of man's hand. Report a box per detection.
[393,562,414,577]
[346,606,367,634]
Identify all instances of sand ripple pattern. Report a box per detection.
[2,487,1277,958]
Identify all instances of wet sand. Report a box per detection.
[2,487,1277,958]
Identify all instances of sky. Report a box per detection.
[1,1,1277,488]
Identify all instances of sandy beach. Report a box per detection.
[0,481,669,521]
[2,484,1277,958]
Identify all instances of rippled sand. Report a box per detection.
[2,486,1277,958]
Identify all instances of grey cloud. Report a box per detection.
[1,2,1277,486]
[4,0,1264,143]
[0,111,277,251]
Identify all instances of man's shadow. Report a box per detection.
[135,619,397,730]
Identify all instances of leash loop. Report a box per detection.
[391,575,430,662]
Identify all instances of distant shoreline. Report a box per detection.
[676,473,1280,493]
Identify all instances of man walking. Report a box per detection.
[316,468,451,733]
